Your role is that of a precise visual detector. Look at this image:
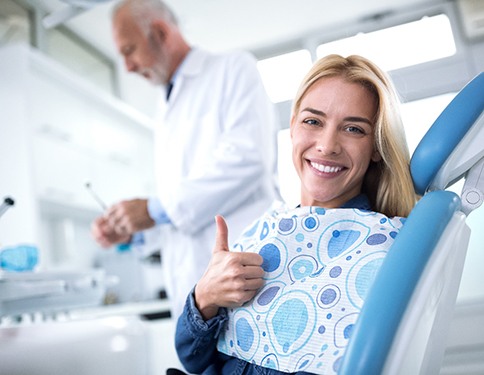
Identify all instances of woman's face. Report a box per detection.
[291,76,381,207]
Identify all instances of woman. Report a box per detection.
[174,54,416,374]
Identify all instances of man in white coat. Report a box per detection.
[91,0,279,319]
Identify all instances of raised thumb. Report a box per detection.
[213,215,229,253]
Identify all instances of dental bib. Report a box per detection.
[217,205,405,374]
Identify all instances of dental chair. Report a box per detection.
[339,72,484,374]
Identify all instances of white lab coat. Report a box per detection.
[154,48,279,319]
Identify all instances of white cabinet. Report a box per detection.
[33,135,92,207]
[0,44,156,266]
[25,47,155,209]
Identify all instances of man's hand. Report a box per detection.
[194,215,265,320]
[91,198,155,248]
[105,198,155,236]
[91,215,131,248]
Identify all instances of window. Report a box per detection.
[316,14,456,71]
[400,92,456,154]
[257,49,313,103]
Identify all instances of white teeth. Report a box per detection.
[310,162,343,173]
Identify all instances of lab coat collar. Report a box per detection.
[176,47,208,79]
[163,48,207,105]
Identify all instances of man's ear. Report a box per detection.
[150,19,168,43]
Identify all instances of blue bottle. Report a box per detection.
[115,232,145,253]
[116,243,131,252]
[0,245,39,272]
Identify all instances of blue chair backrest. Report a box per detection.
[338,72,484,374]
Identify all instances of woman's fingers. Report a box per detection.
[242,264,266,280]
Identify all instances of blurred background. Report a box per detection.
[0,0,483,373]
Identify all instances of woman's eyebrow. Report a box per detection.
[301,107,326,117]
[344,116,373,126]
[301,108,372,126]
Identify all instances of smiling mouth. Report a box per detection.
[310,161,344,174]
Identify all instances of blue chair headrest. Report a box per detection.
[410,72,484,196]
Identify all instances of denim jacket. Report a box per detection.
[174,195,372,374]
[175,290,313,375]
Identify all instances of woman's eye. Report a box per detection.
[303,118,320,126]
[346,125,365,135]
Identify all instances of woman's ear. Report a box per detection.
[371,149,382,162]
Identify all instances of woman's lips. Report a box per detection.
[309,160,344,174]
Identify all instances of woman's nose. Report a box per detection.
[316,129,341,155]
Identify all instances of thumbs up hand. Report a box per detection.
[194,215,265,320]
[213,214,230,254]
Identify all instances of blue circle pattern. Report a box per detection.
[218,206,405,374]
[260,243,281,272]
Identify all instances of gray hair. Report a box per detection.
[113,0,178,35]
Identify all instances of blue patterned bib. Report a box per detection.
[217,206,405,374]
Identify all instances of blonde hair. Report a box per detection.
[292,54,416,217]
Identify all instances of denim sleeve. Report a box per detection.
[175,288,228,374]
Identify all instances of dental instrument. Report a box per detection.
[85,182,107,211]
[0,197,14,219]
